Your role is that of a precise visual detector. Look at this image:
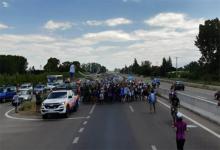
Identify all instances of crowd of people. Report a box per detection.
[80,77,157,106]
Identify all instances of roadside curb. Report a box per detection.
[158,94,220,126]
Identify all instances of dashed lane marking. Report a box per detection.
[158,99,220,139]
[151,145,157,150]
[72,137,79,144]
[89,104,96,114]
[83,121,88,125]
[129,105,134,112]
[187,125,198,128]
[79,127,84,133]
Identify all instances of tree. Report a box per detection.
[0,55,28,74]
[44,57,60,72]
[160,57,174,77]
[195,18,220,78]
[132,58,140,74]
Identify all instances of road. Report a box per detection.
[0,97,220,150]
[160,81,217,103]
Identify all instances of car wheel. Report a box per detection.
[42,114,48,119]
[64,106,71,118]
[73,102,79,112]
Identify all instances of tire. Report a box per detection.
[73,101,79,112]
[42,114,48,119]
[64,106,70,118]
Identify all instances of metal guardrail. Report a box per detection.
[158,88,220,125]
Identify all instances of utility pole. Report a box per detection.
[175,57,179,78]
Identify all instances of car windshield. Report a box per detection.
[21,85,28,88]
[35,85,43,88]
[47,92,67,99]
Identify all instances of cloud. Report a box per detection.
[122,0,141,3]
[145,12,204,30]
[0,13,203,70]
[0,23,9,30]
[86,18,132,27]
[43,20,74,31]
[82,30,136,42]
[2,1,9,8]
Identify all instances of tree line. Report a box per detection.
[0,56,107,75]
[120,18,220,81]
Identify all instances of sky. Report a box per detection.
[0,0,220,70]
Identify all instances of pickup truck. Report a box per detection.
[41,90,79,119]
[0,86,17,103]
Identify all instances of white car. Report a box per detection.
[18,90,32,101]
[41,90,79,119]
[46,82,59,90]
[19,83,33,92]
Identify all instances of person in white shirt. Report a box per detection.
[69,64,75,82]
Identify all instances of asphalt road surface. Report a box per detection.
[0,97,220,150]
[160,81,217,103]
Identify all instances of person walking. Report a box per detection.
[175,112,187,150]
[148,90,157,113]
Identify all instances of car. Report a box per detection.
[34,84,46,94]
[19,83,33,92]
[46,82,60,90]
[215,91,220,100]
[41,90,79,119]
[0,86,17,103]
[17,90,32,101]
[174,81,185,91]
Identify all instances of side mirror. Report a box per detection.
[68,96,72,99]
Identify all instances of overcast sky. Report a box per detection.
[0,0,219,70]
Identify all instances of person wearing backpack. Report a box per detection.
[148,90,157,113]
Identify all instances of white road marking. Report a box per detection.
[66,117,88,120]
[158,99,220,139]
[72,137,79,144]
[89,104,96,114]
[196,96,208,100]
[187,125,198,128]
[129,105,134,112]
[178,92,217,105]
[83,121,88,125]
[78,127,84,133]
[151,145,157,150]
[5,108,88,121]
[87,116,91,119]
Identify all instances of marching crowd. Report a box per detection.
[80,77,157,106]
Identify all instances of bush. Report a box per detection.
[19,101,34,111]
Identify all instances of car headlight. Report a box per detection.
[59,102,65,105]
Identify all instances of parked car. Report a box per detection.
[46,82,60,90]
[174,81,185,91]
[34,84,46,94]
[0,86,17,103]
[19,83,33,92]
[215,91,220,100]
[41,90,79,119]
[18,90,32,101]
